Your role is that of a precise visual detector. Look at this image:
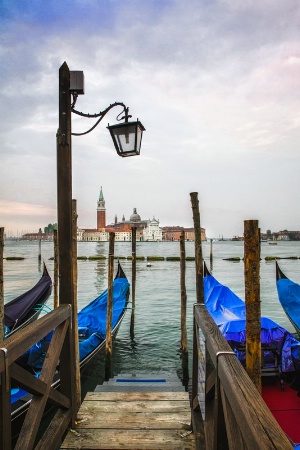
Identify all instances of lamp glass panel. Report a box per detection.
[113,123,136,154]
[135,125,143,155]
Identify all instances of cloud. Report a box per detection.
[1,0,300,237]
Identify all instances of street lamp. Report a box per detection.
[57,62,145,419]
[69,70,145,157]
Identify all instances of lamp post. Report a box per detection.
[57,62,145,420]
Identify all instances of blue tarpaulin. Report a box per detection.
[277,276,300,334]
[204,272,300,373]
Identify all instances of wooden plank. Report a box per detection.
[85,392,189,401]
[10,363,70,409]
[14,319,70,450]
[75,411,191,429]
[0,305,71,372]
[79,400,191,413]
[61,428,195,449]
[61,390,195,449]
[221,387,246,450]
[35,408,72,450]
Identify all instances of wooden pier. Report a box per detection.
[61,374,196,449]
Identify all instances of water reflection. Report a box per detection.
[3,239,300,390]
[94,259,107,293]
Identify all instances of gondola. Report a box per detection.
[204,262,300,449]
[4,263,52,338]
[276,261,300,336]
[204,262,300,373]
[10,261,130,431]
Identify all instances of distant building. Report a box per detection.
[20,187,206,242]
[260,230,300,241]
[162,226,206,241]
[78,188,163,241]
[20,232,53,241]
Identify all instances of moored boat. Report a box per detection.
[276,262,300,336]
[10,261,129,432]
[204,262,300,448]
[4,263,52,338]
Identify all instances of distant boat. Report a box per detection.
[276,262,300,336]
[4,263,52,338]
[269,242,277,245]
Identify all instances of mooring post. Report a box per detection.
[105,232,115,380]
[38,228,42,266]
[180,231,189,383]
[53,229,59,308]
[244,219,261,393]
[190,192,204,304]
[180,231,188,352]
[0,228,4,342]
[130,227,137,340]
[210,238,213,270]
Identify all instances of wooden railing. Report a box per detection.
[0,304,76,450]
[191,303,294,450]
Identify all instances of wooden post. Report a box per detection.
[180,231,188,352]
[38,228,42,265]
[180,231,189,384]
[0,228,4,342]
[210,238,213,271]
[130,226,137,340]
[57,61,76,424]
[72,199,81,411]
[244,219,261,393]
[105,232,115,380]
[190,192,204,304]
[53,229,59,309]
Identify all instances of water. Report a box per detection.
[3,239,300,395]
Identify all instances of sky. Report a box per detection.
[1,0,300,239]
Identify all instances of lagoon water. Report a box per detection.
[3,239,300,395]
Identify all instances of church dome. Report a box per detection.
[130,208,141,222]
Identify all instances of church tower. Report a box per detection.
[97,187,106,230]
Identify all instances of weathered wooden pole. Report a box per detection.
[180,231,188,352]
[105,232,115,380]
[210,238,213,270]
[53,229,59,308]
[130,226,137,340]
[0,228,4,342]
[190,192,204,304]
[38,228,42,265]
[244,219,261,393]
[72,199,81,410]
[180,231,189,384]
[57,61,77,422]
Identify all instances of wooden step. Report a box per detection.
[96,372,186,393]
[61,391,195,449]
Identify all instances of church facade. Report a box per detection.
[78,188,163,242]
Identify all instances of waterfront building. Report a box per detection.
[78,188,163,242]
[162,226,206,242]
[20,187,206,242]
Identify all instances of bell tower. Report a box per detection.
[97,186,106,230]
